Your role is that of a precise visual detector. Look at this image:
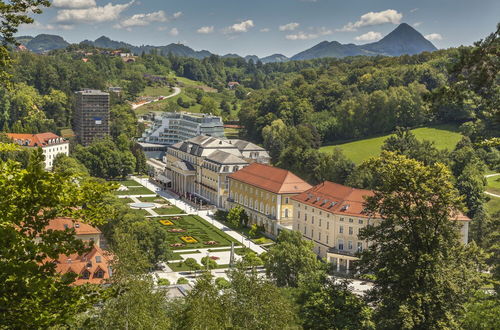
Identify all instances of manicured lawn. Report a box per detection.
[143,85,173,97]
[118,197,134,204]
[139,196,168,204]
[158,215,240,250]
[486,196,500,215]
[486,175,500,195]
[167,261,230,271]
[320,124,463,164]
[114,186,155,196]
[112,179,142,187]
[153,206,185,215]
[129,209,151,217]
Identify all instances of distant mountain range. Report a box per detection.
[16,23,437,62]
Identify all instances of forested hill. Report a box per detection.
[16,23,436,61]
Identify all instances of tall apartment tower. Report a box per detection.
[74,90,110,146]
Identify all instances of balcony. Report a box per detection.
[328,248,358,257]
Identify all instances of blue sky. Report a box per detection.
[18,0,500,57]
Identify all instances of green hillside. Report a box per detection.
[320,125,463,164]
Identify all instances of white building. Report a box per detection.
[140,112,225,147]
[6,132,69,170]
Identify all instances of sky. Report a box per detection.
[17,0,500,57]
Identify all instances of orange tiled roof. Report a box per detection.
[229,163,311,194]
[54,245,113,285]
[6,132,67,148]
[292,181,374,218]
[292,181,471,221]
[44,217,101,236]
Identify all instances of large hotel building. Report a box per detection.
[292,181,471,272]
[74,90,110,146]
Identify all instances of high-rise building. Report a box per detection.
[74,90,110,146]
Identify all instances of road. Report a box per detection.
[485,173,500,198]
[131,86,181,110]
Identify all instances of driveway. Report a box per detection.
[132,87,181,110]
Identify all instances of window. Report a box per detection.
[304,226,307,235]
[338,239,344,250]
[95,256,101,263]
[326,222,329,230]
[284,209,289,218]
[326,235,329,244]
[285,197,289,204]
[349,218,353,223]
[340,217,344,222]
[318,232,321,241]
[348,241,353,250]
[349,227,353,235]
[305,214,308,222]
[298,211,301,219]
[319,219,322,227]
[297,223,300,231]
[359,219,363,224]
[357,242,363,252]
[95,270,104,278]
[311,229,314,237]
[312,216,314,224]
[339,226,344,233]
[81,270,90,279]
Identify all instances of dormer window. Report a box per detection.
[94,269,104,278]
[81,270,90,279]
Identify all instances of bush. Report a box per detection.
[177,277,189,285]
[214,210,228,222]
[201,256,217,270]
[253,237,269,245]
[215,277,230,289]
[157,278,170,286]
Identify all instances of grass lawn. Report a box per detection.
[112,179,142,187]
[114,186,155,196]
[143,85,173,97]
[153,206,185,215]
[486,196,500,215]
[118,197,135,204]
[158,215,240,250]
[138,196,167,203]
[167,261,230,272]
[129,209,152,217]
[486,175,500,195]
[224,127,240,139]
[320,124,463,164]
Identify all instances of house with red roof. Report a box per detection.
[292,181,471,273]
[6,132,69,170]
[228,163,311,236]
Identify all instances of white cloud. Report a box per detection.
[286,31,318,40]
[29,21,74,30]
[410,8,419,13]
[339,9,402,32]
[52,0,96,9]
[173,11,183,19]
[425,33,442,41]
[197,26,214,34]
[260,28,270,32]
[285,26,332,40]
[224,20,254,33]
[355,31,382,41]
[413,22,423,27]
[114,10,168,29]
[169,28,179,36]
[56,1,134,24]
[279,22,299,31]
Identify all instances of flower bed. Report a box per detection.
[204,241,219,245]
[180,236,198,244]
[170,243,185,247]
[170,216,183,220]
[210,256,220,260]
[168,228,186,233]
[159,219,174,226]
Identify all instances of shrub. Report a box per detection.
[177,277,189,285]
[215,277,230,289]
[157,278,170,286]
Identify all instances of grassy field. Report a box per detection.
[320,124,463,164]
[158,215,240,250]
[112,179,155,196]
[486,196,500,215]
[153,206,185,215]
[486,175,500,195]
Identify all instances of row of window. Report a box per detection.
[301,224,364,252]
[232,193,276,217]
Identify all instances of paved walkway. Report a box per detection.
[132,87,181,110]
[130,176,266,255]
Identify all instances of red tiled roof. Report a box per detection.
[229,163,311,194]
[54,245,113,285]
[44,218,101,236]
[292,181,374,218]
[6,132,67,148]
[292,181,471,221]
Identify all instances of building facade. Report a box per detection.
[162,136,269,208]
[228,163,311,237]
[140,112,225,147]
[6,132,69,170]
[292,181,471,273]
[74,89,110,146]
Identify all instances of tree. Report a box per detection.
[297,271,373,330]
[461,291,500,329]
[357,152,483,329]
[241,251,263,268]
[0,147,113,328]
[0,0,50,84]
[184,258,201,273]
[52,154,89,178]
[226,206,249,228]
[200,96,220,115]
[265,230,321,287]
[201,256,218,270]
